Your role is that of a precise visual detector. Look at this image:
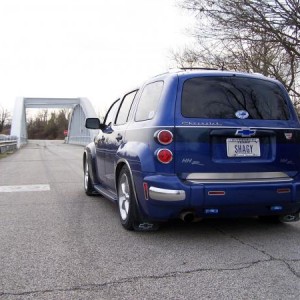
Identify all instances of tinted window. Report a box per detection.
[182,77,290,120]
[115,91,137,125]
[135,81,164,121]
[104,99,120,126]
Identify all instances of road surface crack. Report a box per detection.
[0,260,284,297]
[213,226,300,279]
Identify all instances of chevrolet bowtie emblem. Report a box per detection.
[235,129,256,137]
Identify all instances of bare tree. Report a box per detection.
[27,109,69,140]
[175,0,300,102]
[181,0,300,55]
[0,106,10,133]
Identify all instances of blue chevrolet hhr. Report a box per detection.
[84,69,300,231]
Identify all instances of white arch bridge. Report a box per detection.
[10,97,99,147]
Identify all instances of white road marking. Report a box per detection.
[0,184,50,193]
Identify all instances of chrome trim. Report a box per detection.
[187,172,290,180]
[155,129,174,145]
[114,125,300,131]
[176,126,300,130]
[186,172,293,183]
[125,126,174,130]
[149,187,186,201]
[156,148,173,164]
[188,179,293,184]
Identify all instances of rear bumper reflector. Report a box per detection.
[143,182,149,200]
[277,188,291,194]
[208,191,225,196]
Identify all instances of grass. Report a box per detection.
[0,151,15,159]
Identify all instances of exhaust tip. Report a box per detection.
[180,211,195,223]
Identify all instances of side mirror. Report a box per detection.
[85,118,101,129]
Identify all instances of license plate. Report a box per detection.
[226,138,260,157]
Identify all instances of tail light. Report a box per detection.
[157,149,173,164]
[155,130,173,145]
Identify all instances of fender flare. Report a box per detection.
[115,158,148,221]
[83,142,99,185]
[116,142,156,173]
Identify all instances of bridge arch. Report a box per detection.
[10,97,98,147]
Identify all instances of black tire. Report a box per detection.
[117,166,159,231]
[117,166,137,230]
[84,158,96,196]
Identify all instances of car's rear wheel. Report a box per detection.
[118,167,136,230]
[84,159,95,196]
[117,166,159,231]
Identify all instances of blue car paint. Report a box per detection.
[84,70,300,222]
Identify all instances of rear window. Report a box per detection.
[182,77,290,120]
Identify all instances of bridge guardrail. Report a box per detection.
[67,135,92,146]
[0,136,18,154]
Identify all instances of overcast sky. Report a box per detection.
[0,0,194,116]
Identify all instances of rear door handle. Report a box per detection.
[116,134,123,142]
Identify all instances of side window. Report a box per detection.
[135,81,164,122]
[115,91,137,125]
[104,99,120,126]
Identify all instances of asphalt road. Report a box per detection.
[0,140,300,300]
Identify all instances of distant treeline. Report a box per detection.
[27,110,69,140]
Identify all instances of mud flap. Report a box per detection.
[133,221,160,232]
[279,212,300,222]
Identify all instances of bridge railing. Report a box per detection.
[67,135,92,146]
[0,136,18,154]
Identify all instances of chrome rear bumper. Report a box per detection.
[186,172,293,184]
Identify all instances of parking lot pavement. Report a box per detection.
[0,140,299,299]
